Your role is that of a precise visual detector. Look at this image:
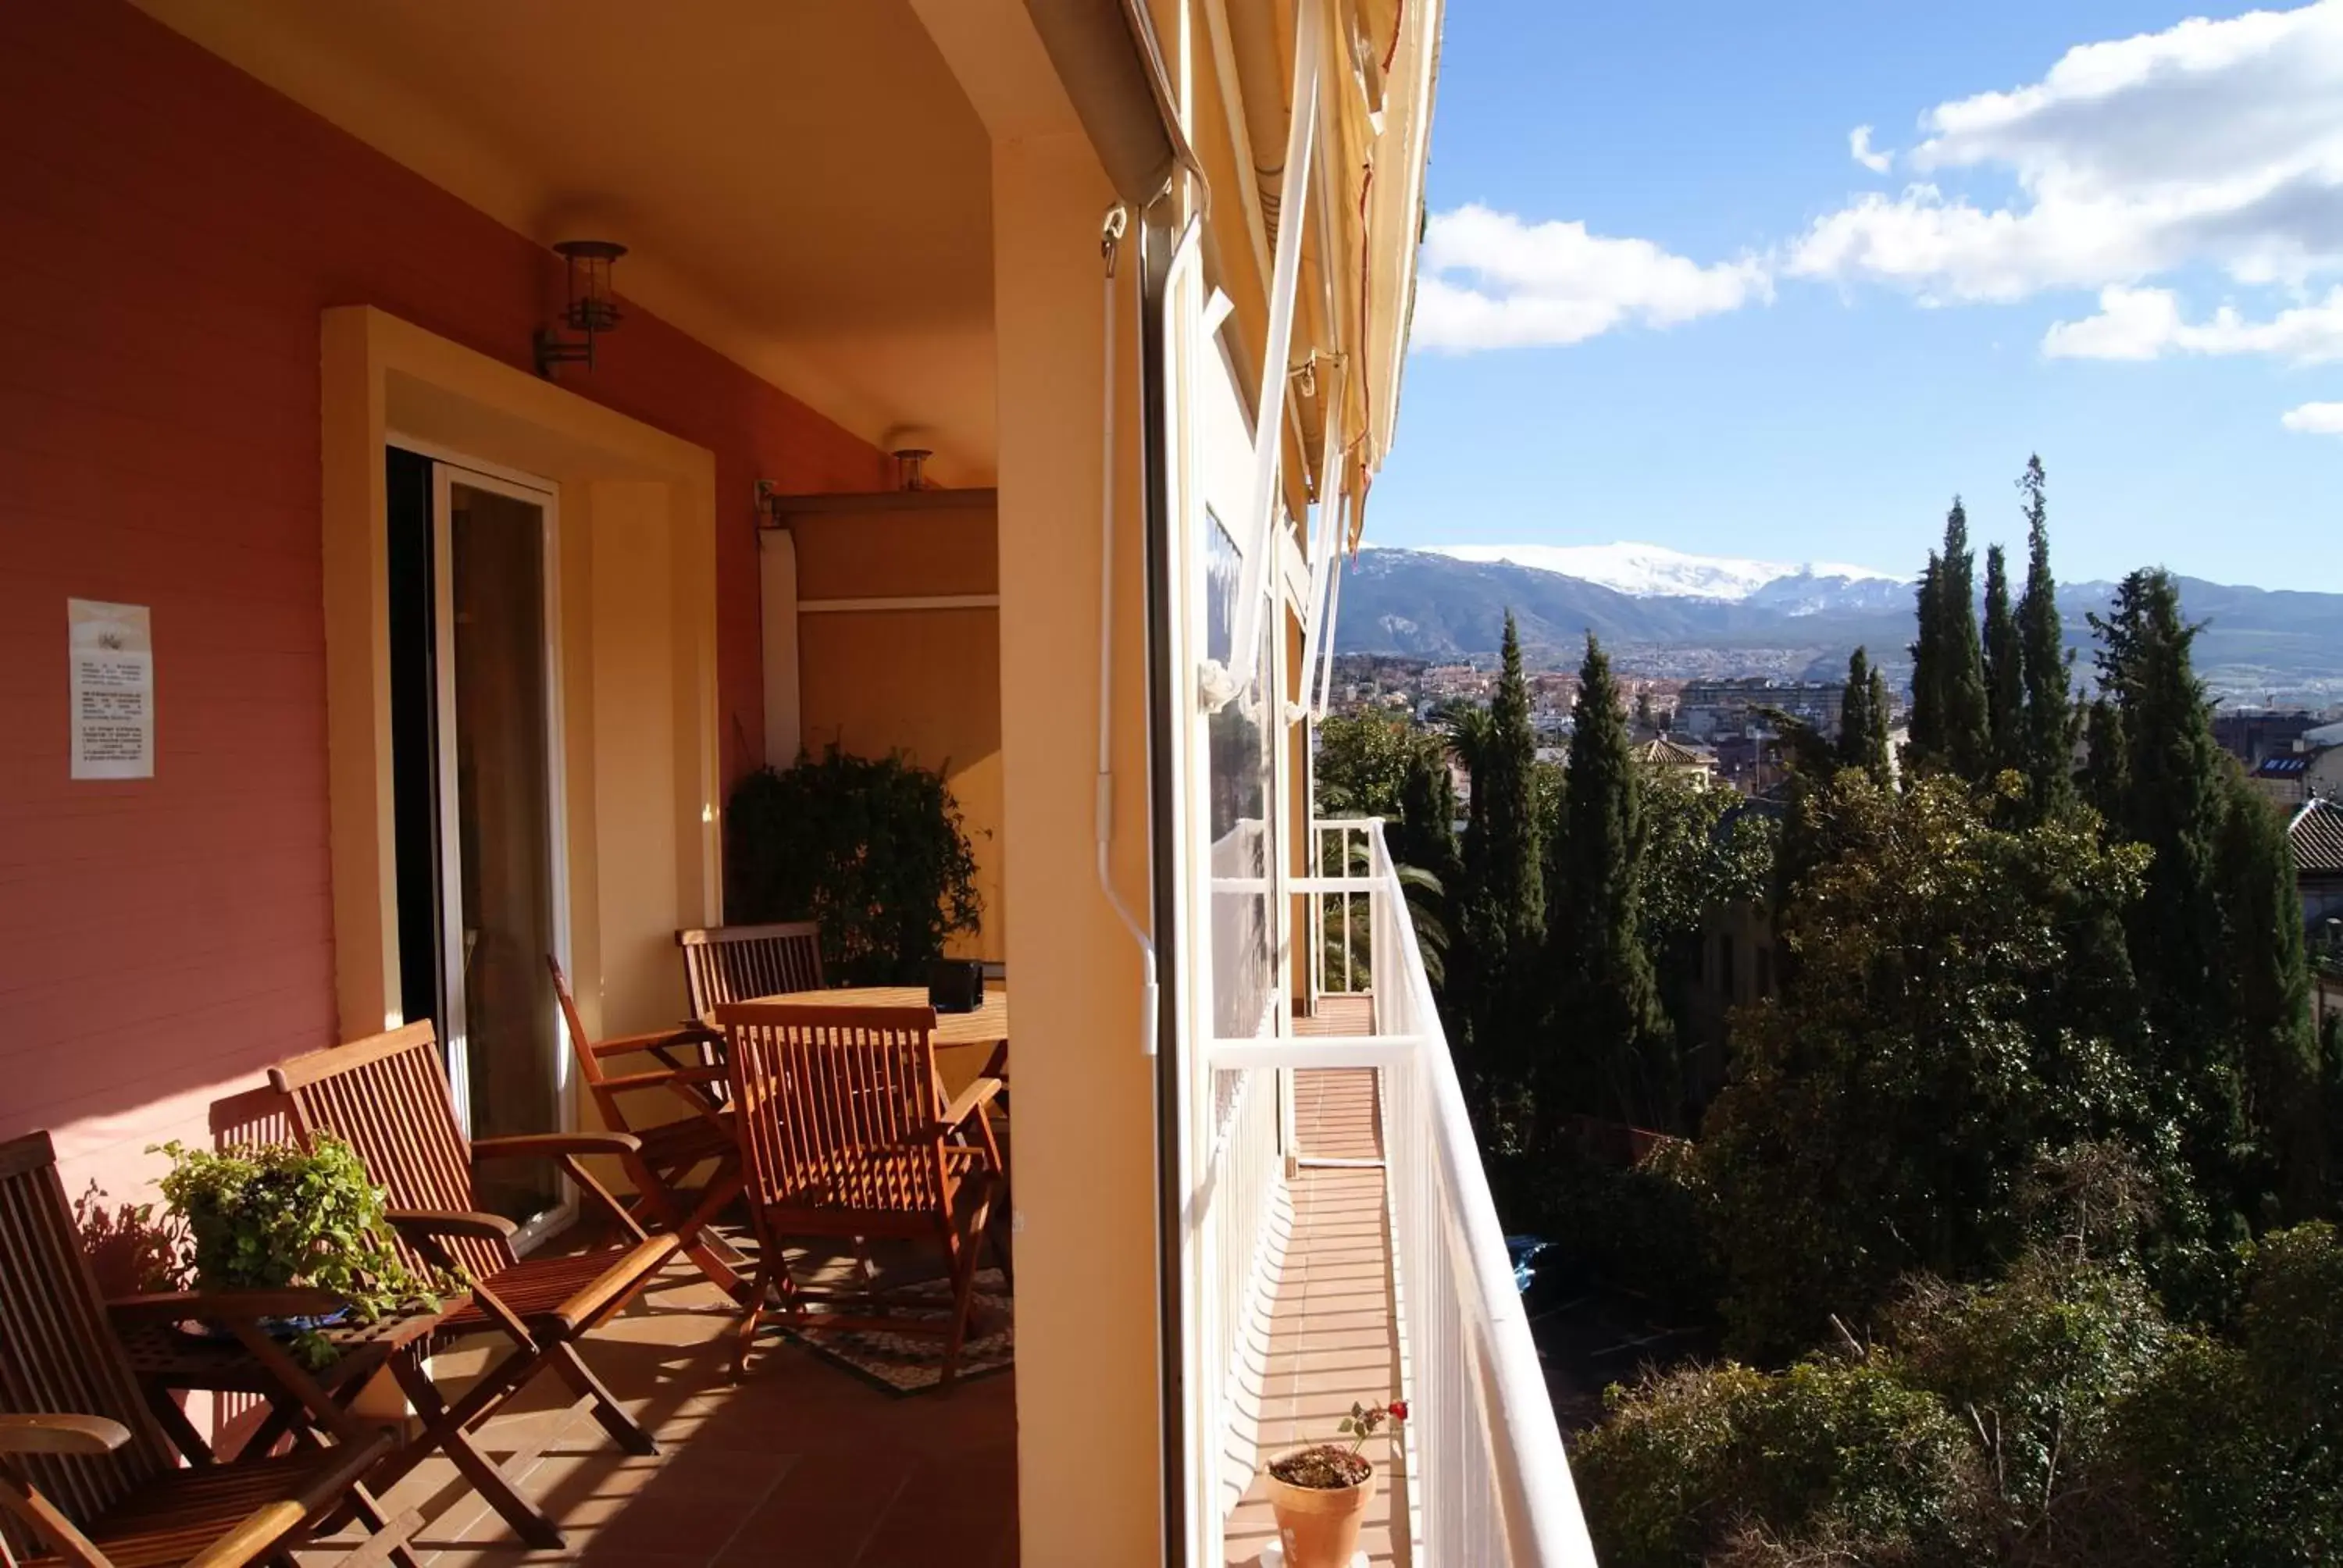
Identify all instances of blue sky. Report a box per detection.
[1369,1,2343,591]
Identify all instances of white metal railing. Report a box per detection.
[1209,818,1597,1566]
[1200,1060,1286,1517]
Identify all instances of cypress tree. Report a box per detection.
[1867,663,1895,781]
[1837,647,1892,784]
[1455,614,1545,1107]
[1907,553,1945,770]
[1548,633,1674,1128]
[2091,570,2250,1221]
[1907,501,1990,779]
[1984,543,2024,776]
[1393,740,1464,994]
[1938,500,1992,779]
[2214,785,2323,1217]
[2083,697,2128,824]
[1392,744,1462,896]
[2016,455,2075,813]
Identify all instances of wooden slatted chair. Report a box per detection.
[0,1130,421,1568]
[268,1024,682,1548]
[715,1003,1005,1386]
[548,957,748,1299]
[676,922,825,1021]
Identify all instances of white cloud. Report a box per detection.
[1412,203,1771,351]
[1849,126,1892,174]
[2043,283,2343,359]
[2281,400,2343,433]
[1789,3,2343,301]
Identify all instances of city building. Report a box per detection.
[0,4,1592,1565]
[2213,707,2319,772]
[1636,736,1718,789]
[1674,677,1848,742]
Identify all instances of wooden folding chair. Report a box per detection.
[0,1131,421,1568]
[269,1024,681,1548]
[676,922,825,1021]
[715,1003,1006,1386]
[548,957,748,1299]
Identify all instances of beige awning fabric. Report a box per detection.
[1188,0,1441,555]
[1038,0,1439,552]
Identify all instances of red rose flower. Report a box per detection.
[1387,1399,1409,1422]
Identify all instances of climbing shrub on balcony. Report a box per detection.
[726,746,982,985]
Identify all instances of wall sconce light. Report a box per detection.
[754,478,789,532]
[535,239,627,376]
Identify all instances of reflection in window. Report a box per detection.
[1204,511,1275,1046]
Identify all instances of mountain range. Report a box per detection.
[1335,545,2343,702]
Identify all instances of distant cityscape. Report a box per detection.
[1329,650,2343,804]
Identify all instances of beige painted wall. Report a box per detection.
[789,501,1007,960]
[994,133,1164,1563]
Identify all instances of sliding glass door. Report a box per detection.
[387,447,570,1233]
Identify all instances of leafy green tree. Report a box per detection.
[1313,709,1423,820]
[1452,614,1545,1110]
[1549,633,1676,1128]
[1836,646,1892,783]
[1985,543,2024,775]
[2107,1223,2343,1566]
[1578,1222,2343,1568]
[1637,766,1777,1107]
[1576,1356,1978,1568]
[2017,454,2076,814]
[1699,772,2154,1356]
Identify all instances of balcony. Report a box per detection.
[356,1255,1018,1567]
[1201,821,1598,1565]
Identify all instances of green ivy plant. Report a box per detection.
[725,745,983,985]
[152,1135,455,1367]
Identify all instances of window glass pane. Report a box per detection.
[1204,511,1275,1043]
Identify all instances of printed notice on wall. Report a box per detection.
[69,599,154,780]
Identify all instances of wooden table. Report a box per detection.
[117,1297,452,1464]
[119,1292,552,1550]
[748,984,1010,1089]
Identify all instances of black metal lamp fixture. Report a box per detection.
[534,239,627,376]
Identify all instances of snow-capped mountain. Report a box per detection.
[1334,548,2343,701]
[1424,542,1901,604]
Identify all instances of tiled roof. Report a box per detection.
[2289,798,2343,876]
[1639,738,1713,768]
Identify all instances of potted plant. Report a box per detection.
[724,745,983,985]
[1263,1397,1407,1568]
[153,1135,453,1370]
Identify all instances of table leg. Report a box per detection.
[139,1379,216,1465]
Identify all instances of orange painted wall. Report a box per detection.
[0,2,886,1199]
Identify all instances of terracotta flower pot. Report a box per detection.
[1264,1447,1375,1568]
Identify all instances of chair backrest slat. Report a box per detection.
[716,1004,944,1216]
[547,957,610,1092]
[0,1131,169,1544]
[269,1025,515,1283]
[678,923,823,1020]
